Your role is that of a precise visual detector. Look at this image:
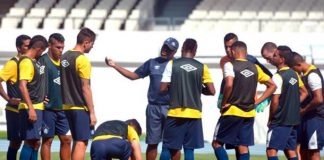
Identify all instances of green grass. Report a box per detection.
[0,131,7,139]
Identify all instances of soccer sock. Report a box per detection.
[184,148,194,160]
[7,146,19,160]
[31,149,39,160]
[19,144,33,160]
[239,153,250,160]
[213,147,228,160]
[268,156,279,160]
[288,157,298,160]
[159,147,171,160]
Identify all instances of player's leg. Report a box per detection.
[20,109,43,160]
[184,118,204,160]
[6,110,22,160]
[56,111,72,160]
[160,117,185,160]
[146,104,165,160]
[40,137,54,160]
[41,110,56,160]
[302,116,324,160]
[237,118,254,160]
[212,116,244,160]
[65,110,91,160]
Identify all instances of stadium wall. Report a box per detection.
[0,29,324,144]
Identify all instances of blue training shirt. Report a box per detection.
[135,57,170,105]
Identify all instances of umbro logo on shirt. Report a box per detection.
[61,60,69,68]
[39,66,45,75]
[154,65,160,69]
[180,64,197,72]
[53,77,60,85]
[289,78,297,85]
[240,69,254,78]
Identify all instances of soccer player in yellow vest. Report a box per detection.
[160,38,215,160]
[0,34,30,160]
[212,41,276,160]
[60,28,97,160]
[19,35,48,160]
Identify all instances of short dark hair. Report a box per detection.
[49,33,65,43]
[224,33,238,43]
[277,45,293,67]
[182,38,197,53]
[261,42,277,54]
[77,27,96,44]
[16,34,31,48]
[125,119,142,136]
[291,51,304,66]
[29,35,48,49]
[231,41,247,52]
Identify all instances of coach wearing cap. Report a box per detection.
[105,37,179,160]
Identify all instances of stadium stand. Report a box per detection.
[1,0,324,32]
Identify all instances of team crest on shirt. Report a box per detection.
[240,69,254,78]
[61,60,69,67]
[180,64,197,72]
[289,78,297,85]
[39,66,45,75]
[53,77,61,85]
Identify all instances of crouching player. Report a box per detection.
[90,119,142,160]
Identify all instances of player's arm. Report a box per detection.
[254,65,276,106]
[105,57,139,80]
[19,59,37,123]
[160,61,172,93]
[0,61,21,105]
[130,140,142,160]
[77,55,97,126]
[221,62,234,112]
[268,73,282,125]
[128,126,142,160]
[300,73,321,115]
[202,64,215,95]
[269,94,279,125]
[81,78,96,126]
[297,74,308,103]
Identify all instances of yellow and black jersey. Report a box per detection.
[166,58,213,119]
[18,56,47,110]
[0,56,21,112]
[222,59,270,118]
[60,50,91,110]
[93,120,139,142]
[301,65,324,118]
[271,67,302,125]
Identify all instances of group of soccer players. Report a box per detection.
[0,28,100,160]
[211,33,324,160]
[0,29,323,160]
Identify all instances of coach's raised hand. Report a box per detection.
[105,57,116,67]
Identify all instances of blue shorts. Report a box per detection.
[6,110,21,141]
[146,104,168,144]
[213,116,254,147]
[298,116,324,150]
[65,110,91,141]
[267,124,297,151]
[162,117,204,150]
[19,109,43,140]
[90,138,131,160]
[42,110,70,138]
